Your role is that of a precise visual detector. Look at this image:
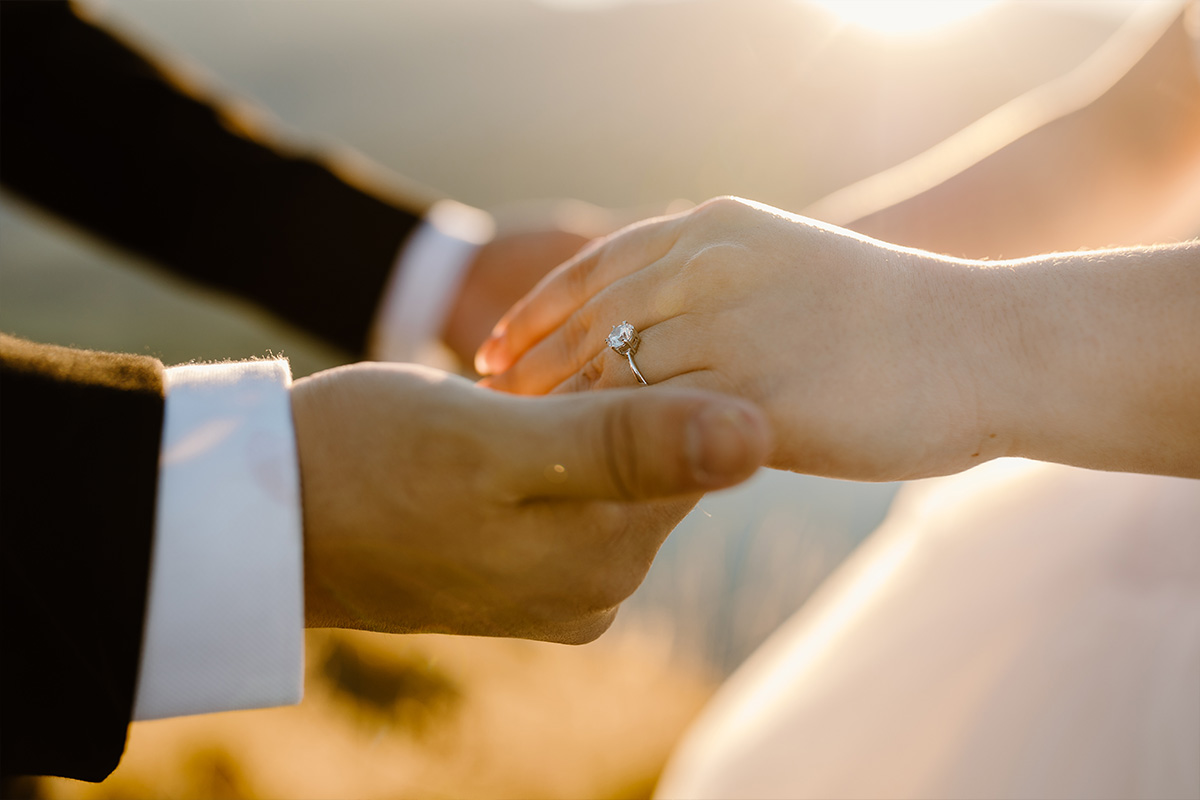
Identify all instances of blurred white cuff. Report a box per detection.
[133,359,304,720]
[370,199,495,364]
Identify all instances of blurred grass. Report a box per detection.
[35,629,717,800]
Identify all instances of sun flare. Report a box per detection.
[806,0,1004,35]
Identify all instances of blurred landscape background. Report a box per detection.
[1,0,1151,797]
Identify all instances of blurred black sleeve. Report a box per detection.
[0,334,165,782]
[0,1,425,355]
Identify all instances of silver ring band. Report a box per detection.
[624,351,647,385]
[607,321,649,385]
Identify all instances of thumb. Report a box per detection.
[506,388,771,501]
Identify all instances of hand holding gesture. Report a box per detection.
[477,197,999,480]
[478,196,1200,481]
[292,361,769,643]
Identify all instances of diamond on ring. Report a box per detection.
[606,321,639,355]
[607,321,647,385]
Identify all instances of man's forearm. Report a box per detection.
[0,1,422,354]
[0,336,163,781]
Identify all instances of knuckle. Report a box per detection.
[565,252,599,304]
[550,373,583,396]
[552,352,605,395]
[678,242,723,276]
[579,352,606,390]
[670,246,742,311]
[695,195,748,220]
[600,396,641,501]
[559,309,592,360]
[699,241,746,268]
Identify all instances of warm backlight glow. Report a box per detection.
[807,0,1003,35]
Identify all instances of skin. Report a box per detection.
[444,226,593,366]
[343,10,1200,644]
[478,196,1200,482]
[820,13,1200,258]
[290,360,770,643]
[441,200,678,367]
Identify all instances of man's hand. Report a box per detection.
[443,226,592,366]
[290,362,769,644]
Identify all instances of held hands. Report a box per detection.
[477,196,1013,482]
[291,361,769,644]
[442,200,665,366]
[443,226,592,366]
[442,200,695,366]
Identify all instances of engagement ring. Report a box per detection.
[607,321,648,385]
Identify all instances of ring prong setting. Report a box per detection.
[606,321,639,355]
[607,321,648,385]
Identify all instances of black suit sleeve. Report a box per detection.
[0,1,426,355]
[0,334,165,782]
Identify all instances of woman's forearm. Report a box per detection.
[482,196,1199,481]
[965,241,1200,476]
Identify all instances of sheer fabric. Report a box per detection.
[657,460,1200,800]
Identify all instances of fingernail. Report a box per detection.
[687,403,758,487]
[475,337,501,375]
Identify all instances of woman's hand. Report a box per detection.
[477,197,1013,481]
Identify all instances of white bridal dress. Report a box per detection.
[655,460,1200,799]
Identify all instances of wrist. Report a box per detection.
[290,370,350,629]
[977,245,1200,476]
[910,253,1023,473]
[969,257,1068,466]
[958,248,1174,472]
[371,201,493,364]
[441,246,491,364]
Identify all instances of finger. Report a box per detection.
[476,213,685,376]
[549,316,710,394]
[483,261,682,395]
[502,387,771,501]
[480,283,623,396]
[473,239,602,376]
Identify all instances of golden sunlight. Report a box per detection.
[806,0,1004,35]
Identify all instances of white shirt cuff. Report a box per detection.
[133,359,304,720]
[370,199,495,364]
